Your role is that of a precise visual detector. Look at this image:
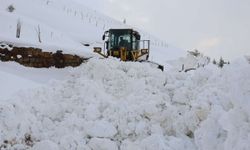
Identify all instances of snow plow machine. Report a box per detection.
[93,29,164,71]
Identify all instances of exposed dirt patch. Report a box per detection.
[0,42,88,68]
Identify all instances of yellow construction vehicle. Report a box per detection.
[93,29,164,71]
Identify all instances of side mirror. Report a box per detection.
[102,35,105,40]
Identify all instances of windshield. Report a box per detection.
[109,30,132,50]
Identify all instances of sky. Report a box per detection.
[76,0,250,60]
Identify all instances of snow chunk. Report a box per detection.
[84,104,101,121]
[58,135,88,150]
[31,140,59,150]
[0,42,13,50]
[85,120,117,138]
[140,134,168,150]
[88,138,118,150]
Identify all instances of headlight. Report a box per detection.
[141,49,148,54]
[94,47,102,53]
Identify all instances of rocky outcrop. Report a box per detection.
[0,43,87,68]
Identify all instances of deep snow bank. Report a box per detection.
[0,70,39,99]
[0,58,249,150]
[0,61,75,99]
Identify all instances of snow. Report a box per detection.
[31,141,59,150]
[0,67,39,99]
[0,0,250,149]
[88,138,118,150]
[0,57,250,150]
[85,120,117,138]
[0,0,184,59]
[0,61,74,99]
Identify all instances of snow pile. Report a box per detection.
[0,70,39,99]
[0,58,249,150]
[0,61,76,99]
[165,52,210,72]
[195,59,250,150]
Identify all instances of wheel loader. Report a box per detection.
[93,29,164,71]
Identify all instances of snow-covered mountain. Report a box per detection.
[0,0,250,150]
[0,0,184,59]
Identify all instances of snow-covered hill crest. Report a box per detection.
[0,0,185,60]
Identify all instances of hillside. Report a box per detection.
[0,0,184,59]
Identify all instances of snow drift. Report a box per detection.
[0,58,249,150]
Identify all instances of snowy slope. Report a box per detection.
[0,58,250,150]
[0,0,185,99]
[0,0,184,99]
[0,0,185,59]
[0,68,39,99]
[0,61,76,99]
[0,0,107,56]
